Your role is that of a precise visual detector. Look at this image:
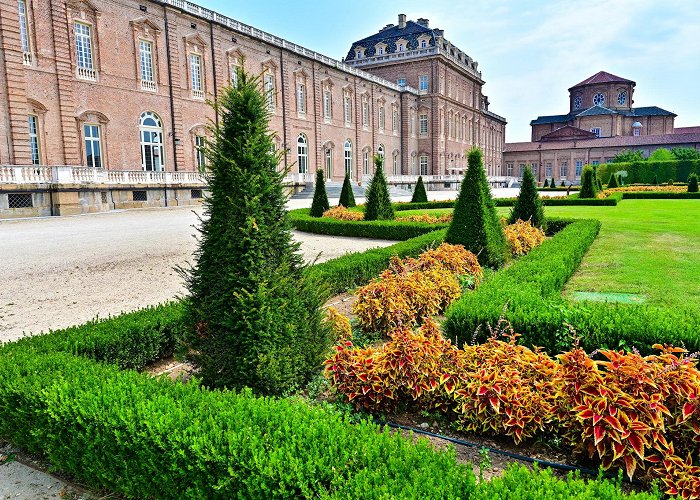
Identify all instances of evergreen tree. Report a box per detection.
[309,169,330,217]
[180,70,329,395]
[542,178,549,188]
[652,174,658,185]
[579,166,598,198]
[364,155,394,220]
[688,173,699,193]
[607,172,619,189]
[560,180,566,187]
[338,173,356,208]
[509,166,546,231]
[411,175,428,203]
[445,147,507,268]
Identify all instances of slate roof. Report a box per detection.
[569,71,635,90]
[346,20,436,60]
[531,106,676,125]
[505,132,700,153]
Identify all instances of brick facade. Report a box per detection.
[0,1,506,180]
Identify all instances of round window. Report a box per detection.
[593,93,605,106]
[617,91,627,105]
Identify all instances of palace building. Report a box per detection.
[0,0,506,217]
[504,71,700,183]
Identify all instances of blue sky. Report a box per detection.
[204,0,700,142]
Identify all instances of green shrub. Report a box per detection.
[509,167,546,231]
[597,160,700,185]
[560,180,565,187]
[648,148,674,162]
[444,218,700,355]
[338,173,356,208]
[1,302,185,370]
[180,70,329,395]
[622,192,700,199]
[688,173,699,192]
[607,172,619,189]
[671,147,700,161]
[446,148,507,268]
[612,149,645,163]
[394,200,455,211]
[310,169,330,217]
[579,166,598,198]
[542,178,549,188]
[364,157,394,221]
[411,176,428,203]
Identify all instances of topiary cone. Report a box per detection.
[509,166,546,231]
[338,173,356,208]
[310,169,330,217]
[364,156,394,221]
[411,175,428,203]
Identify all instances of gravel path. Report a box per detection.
[0,205,396,343]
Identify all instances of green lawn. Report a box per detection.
[398,201,700,314]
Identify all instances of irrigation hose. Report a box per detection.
[380,420,642,485]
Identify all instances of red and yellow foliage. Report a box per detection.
[396,214,453,224]
[322,205,363,221]
[504,219,546,257]
[324,307,352,343]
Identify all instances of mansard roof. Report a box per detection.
[540,126,598,142]
[569,71,635,91]
[346,20,435,60]
[531,106,676,125]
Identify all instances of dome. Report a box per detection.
[632,121,643,128]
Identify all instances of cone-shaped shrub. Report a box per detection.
[607,173,619,189]
[560,180,565,187]
[180,70,329,395]
[309,169,330,217]
[579,166,598,198]
[688,173,699,192]
[411,175,428,203]
[652,174,658,185]
[542,178,549,188]
[509,167,546,231]
[445,147,507,268]
[364,156,394,221]
[338,173,356,208]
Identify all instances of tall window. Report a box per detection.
[575,160,583,178]
[378,106,385,130]
[190,54,203,98]
[363,150,369,175]
[28,115,40,165]
[230,63,240,87]
[344,94,351,124]
[195,135,206,171]
[377,145,384,166]
[297,134,308,174]
[75,22,95,79]
[633,127,640,137]
[419,75,428,92]
[419,155,428,175]
[84,124,102,168]
[139,111,164,171]
[519,164,525,178]
[264,73,275,110]
[362,101,369,127]
[325,148,332,179]
[392,109,399,132]
[323,90,331,119]
[139,41,155,91]
[506,162,513,176]
[419,114,428,136]
[545,162,552,178]
[297,83,305,113]
[560,162,568,178]
[18,0,30,59]
[344,140,352,178]
[393,152,399,175]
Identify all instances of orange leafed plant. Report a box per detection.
[396,214,453,224]
[504,219,545,257]
[322,205,363,221]
[324,307,352,343]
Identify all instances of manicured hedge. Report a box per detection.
[597,159,700,184]
[308,230,446,296]
[289,208,447,239]
[1,302,185,370]
[622,191,700,199]
[495,194,621,207]
[0,349,475,499]
[537,187,580,192]
[393,200,456,211]
[444,219,700,355]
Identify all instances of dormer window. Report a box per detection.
[378,47,383,55]
[421,40,427,48]
[398,43,404,51]
[356,49,363,59]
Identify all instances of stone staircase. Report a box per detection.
[291,181,409,200]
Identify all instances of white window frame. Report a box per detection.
[19,0,31,64]
[575,160,583,178]
[633,128,640,137]
[397,78,406,87]
[378,105,384,130]
[139,40,156,92]
[195,135,206,171]
[392,108,399,132]
[560,162,568,178]
[83,123,103,169]
[323,90,331,120]
[139,111,165,172]
[190,54,204,99]
[28,115,40,165]
[393,152,399,175]
[419,75,428,92]
[325,147,332,180]
[297,134,308,174]
[506,162,513,176]
[419,114,428,136]
[362,100,369,127]
[363,150,369,175]
[419,155,428,175]
[590,127,601,138]
[344,94,351,124]
[74,22,96,80]
[297,82,306,113]
[264,73,275,110]
[344,139,352,179]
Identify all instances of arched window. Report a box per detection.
[344,139,352,179]
[377,144,385,167]
[392,151,399,175]
[139,111,164,171]
[363,149,370,175]
[297,133,308,174]
[325,147,332,180]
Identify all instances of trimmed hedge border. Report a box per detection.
[621,191,700,199]
[444,218,700,355]
[289,208,447,238]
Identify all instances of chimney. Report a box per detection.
[417,18,429,28]
[398,13,406,28]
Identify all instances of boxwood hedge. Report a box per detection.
[444,218,700,354]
